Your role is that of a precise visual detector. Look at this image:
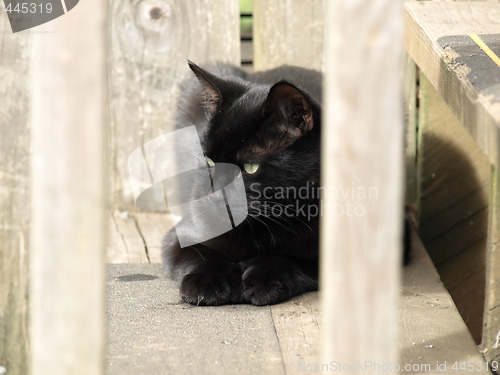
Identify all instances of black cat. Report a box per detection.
[162,61,322,306]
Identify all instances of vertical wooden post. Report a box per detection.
[30,1,107,374]
[321,0,403,370]
[0,7,32,375]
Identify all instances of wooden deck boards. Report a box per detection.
[106,213,489,374]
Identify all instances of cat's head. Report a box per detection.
[188,61,321,224]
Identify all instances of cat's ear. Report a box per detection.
[263,81,314,133]
[240,82,315,159]
[188,61,222,114]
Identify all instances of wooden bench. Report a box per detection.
[405,0,500,363]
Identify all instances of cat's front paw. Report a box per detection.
[241,265,293,306]
[241,256,318,306]
[180,271,242,306]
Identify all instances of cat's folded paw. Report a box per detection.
[180,272,242,306]
[241,265,292,306]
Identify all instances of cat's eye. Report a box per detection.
[243,163,260,175]
[205,156,215,167]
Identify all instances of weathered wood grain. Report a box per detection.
[104,225,493,373]
[253,0,325,72]
[0,6,31,374]
[108,0,240,210]
[107,213,130,264]
[29,1,107,374]
[106,212,173,264]
[417,74,490,343]
[271,293,321,375]
[106,264,286,375]
[321,0,403,370]
[112,212,149,264]
[134,212,174,263]
[405,1,500,168]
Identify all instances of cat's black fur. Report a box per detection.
[162,61,322,306]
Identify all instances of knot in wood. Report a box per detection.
[149,7,162,20]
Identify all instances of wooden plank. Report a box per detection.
[0,6,31,374]
[253,0,325,72]
[106,264,286,375]
[108,0,241,210]
[483,167,500,362]
[417,74,490,343]
[321,0,403,370]
[29,1,107,374]
[105,235,491,374]
[270,293,321,375]
[112,212,149,264]
[405,1,500,168]
[134,213,174,263]
[400,227,491,375]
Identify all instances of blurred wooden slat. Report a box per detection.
[30,1,107,373]
[0,5,32,374]
[321,0,403,371]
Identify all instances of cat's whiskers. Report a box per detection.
[250,199,316,235]
[245,214,277,246]
[248,205,300,236]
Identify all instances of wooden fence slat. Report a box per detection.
[30,1,107,374]
[0,6,32,374]
[253,0,325,72]
[109,0,241,210]
[321,0,403,370]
